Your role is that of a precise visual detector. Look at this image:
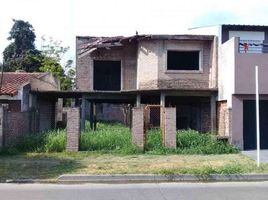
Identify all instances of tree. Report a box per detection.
[39,37,75,90]
[3,19,42,72]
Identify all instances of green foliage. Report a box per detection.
[3,19,42,72]
[2,20,75,90]
[39,37,75,90]
[15,130,66,153]
[8,19,36,50]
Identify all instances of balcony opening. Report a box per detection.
[93,60,121,91]
[167,51,200,70]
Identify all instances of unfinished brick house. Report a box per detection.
[0,71,60,147]
[76,34,217,133]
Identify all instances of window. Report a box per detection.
[167,51,200,71]
[93,60,121,91]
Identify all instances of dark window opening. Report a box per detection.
[167,51,200,70]
[93,60,121,91]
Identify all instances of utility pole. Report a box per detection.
[255,65,260,167]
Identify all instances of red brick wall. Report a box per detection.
[2,99,56,147]
[3,111,30,146]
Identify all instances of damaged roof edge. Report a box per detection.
[77,34,215,56]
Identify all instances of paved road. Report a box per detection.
[1,182,268,200]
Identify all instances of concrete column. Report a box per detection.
[66,107,80,152]
[89,102,93,129]
[164,107,176,148]
[93,102,97,131]
[136,94,141,108]
[132,107,144,149]
[160,92,165,107]
[160,92,166,133]
[0,105,3,149]
[210,95,217,133]
[226,108,232,140]
[81,96,86,131]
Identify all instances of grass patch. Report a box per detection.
[0,152,266,181]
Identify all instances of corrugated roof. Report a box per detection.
[0,72,46,96]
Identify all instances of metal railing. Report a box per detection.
[239,40,268,53]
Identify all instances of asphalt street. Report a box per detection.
[0,182,268,200]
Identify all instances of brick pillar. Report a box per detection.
[132,107,144,149]
[164,107,176,148]
[66,107,80,152]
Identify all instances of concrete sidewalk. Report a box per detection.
[242,150,268,163]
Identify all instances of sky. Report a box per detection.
[1,0,268,64]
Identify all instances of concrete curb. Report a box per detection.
[5,179,56,184]
[57,174,268,183]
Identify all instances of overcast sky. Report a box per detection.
[1,0,268,64]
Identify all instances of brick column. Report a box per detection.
[164,107,176,148]
[66,107,80,152]
[132,107,144,149]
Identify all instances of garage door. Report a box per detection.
[243,100,268,150]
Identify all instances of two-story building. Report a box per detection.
[190,24,268,150]
[76,34,217,133]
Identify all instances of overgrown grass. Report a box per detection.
[11,122,238,155]
[145,128,238,154]
[80,122,142,154]
[15,129,66,153]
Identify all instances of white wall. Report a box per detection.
[218,37,236,107]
